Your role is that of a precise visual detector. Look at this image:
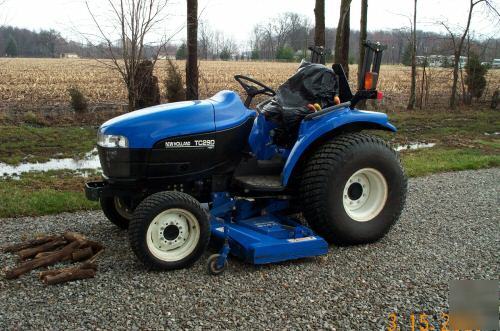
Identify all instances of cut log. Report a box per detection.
[87,248,105,263]
[34,250,73,262]
[34,251,54,259]
[4,241,81,279]
[2,236,59,253]
[39,262,97,279]
[71,247,94,262]
[81,240,104,254]
[17,238,67,260]
[43,268,96,285]
[63,232,87,242]
[35,249,72,262]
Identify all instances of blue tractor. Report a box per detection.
[85,42,406,274]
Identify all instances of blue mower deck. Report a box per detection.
[210,215,328,264]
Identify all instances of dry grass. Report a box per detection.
[1,58,499,113]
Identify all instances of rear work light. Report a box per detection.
[377,91,384,100]
[364,72,378,90]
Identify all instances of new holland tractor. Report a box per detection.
[85,42,407,274]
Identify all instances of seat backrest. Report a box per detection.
[332,63,353,103]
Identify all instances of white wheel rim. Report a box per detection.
[342,168,388,222]
[114,197,133,220]
[146,208,200,262]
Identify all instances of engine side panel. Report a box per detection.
[149,116,255,181]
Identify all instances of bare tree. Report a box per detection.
[273,14,295,52]
[86,0,170,111]
[407,0,417,110]
[186,0,198,100]
[288,12,307,52]
[314,0,325,47]
[252,13,297,59]
[250,13,310,60]
[441,0,497,109]
[335,0,352,78]
[358,0,368,90]
[199,20,213,60]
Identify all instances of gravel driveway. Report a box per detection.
[1,168,498,330]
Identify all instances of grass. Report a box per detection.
[474,139,500,149]
[0,125,97,165]
[402,147,500,177]
[0,170,99,218]
[0,109,498,218]
[378,109,500,144]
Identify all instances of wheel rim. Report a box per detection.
[342,168,388,222]
[114,197,133,220]
[146,208,200,262]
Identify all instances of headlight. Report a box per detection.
[97,133,129,148]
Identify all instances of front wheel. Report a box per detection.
[129,191,210,270]
[100,197,134,229]
[300,133,407,245]
[207,254,227,275]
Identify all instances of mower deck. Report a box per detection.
[210,215,328,264]
[208,193,328,268]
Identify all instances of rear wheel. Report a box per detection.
[129,191,210,270]
[300,133,407,245]
[100,197,133,229]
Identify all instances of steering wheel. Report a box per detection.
[234,75,276,108]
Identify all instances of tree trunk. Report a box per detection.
[407,0,417,110]
[357,0,368,90]
[335,0,352,79]
[450,0,478,109]
[314,0,325,47]
[186,0,199,100]
[127,85,136,112]
[463,33,471,105]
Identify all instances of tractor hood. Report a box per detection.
[99,100,216,149]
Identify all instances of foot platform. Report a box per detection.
[233,175,284,192]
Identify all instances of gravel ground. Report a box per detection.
[0,169,498,330]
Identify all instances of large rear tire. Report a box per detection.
[300,133,407,245]
[129,191,210,270]
[100,197,133,229]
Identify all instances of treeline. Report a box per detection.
[0,26,84,58]
[0,26,165,59]
[246,12,500,64]
[1,18,499,64]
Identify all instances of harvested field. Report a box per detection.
[1,59,499,116]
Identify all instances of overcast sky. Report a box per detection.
[1,0,499,48]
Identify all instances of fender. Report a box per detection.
[281,107,397,186]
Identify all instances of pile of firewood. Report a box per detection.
[2,232,104,285]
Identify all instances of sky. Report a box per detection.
[1,0,499,48]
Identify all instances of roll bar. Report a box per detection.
[308,41,387,109]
